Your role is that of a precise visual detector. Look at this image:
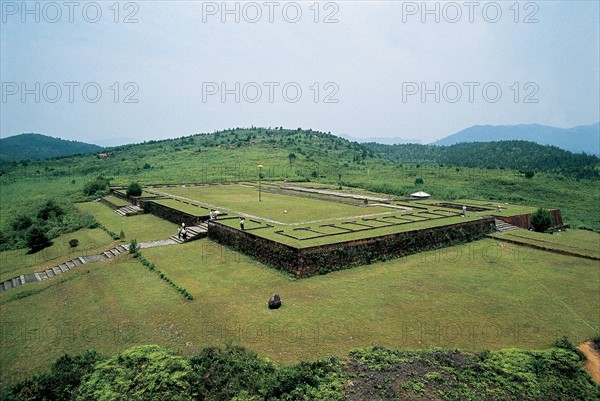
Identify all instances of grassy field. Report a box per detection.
[1,236,598,388]
[491,228,600,259]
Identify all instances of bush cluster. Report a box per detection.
[3,341,597,401]
[0,200,98,252]
[134,251,193,300]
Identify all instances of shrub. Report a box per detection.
[36,200,65,221]
[126,182,143,197]
[553,336,585,361]
[129,239,139,253]
[69,239,79,248]
[415,177,424,184]
[119,230,125,240]
[83,176,110,197]
[76,345,193,401]
[531,208,552,232]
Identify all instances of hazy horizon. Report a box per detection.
[2,1,599,146]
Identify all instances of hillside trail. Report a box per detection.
[577,340,600,383]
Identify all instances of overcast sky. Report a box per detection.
[1,1,599,146]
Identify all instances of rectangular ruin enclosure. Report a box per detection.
[111,182,549,276]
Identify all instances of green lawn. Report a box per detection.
[1,238,598,389]
[0,228,115,282]
[490,228,600,258]
[76,202,178,242]
[147,184,393,224]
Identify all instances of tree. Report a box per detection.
[288,153,297,165]
[531,208,552,232]
[27,224,52,252]
[37,199,65,221]
[126,182,142,197]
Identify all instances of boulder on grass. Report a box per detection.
[268,294,282,309]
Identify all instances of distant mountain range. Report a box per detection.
[0,133,103,162]
[432,122,600,156]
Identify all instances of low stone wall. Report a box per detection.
[100,197,130,210]
[496,209,563,229]
[143,201,207,227]
[208,217,496,278]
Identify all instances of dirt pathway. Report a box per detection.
[578,340,600,383]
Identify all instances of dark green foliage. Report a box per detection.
[82,176,110,197]
[69,239,79,248]
[76,345,193,401]
[26,224,52,252]
[554,336,585,361]
[0,133,103,163]
[531,208,553,232]
[415,177,424,184]
[365,140,600,179]
[128,239,139,253]
[10,214,33,232]
[2,344,597,401]
[119,230,125,240]
[524,170,536,178]
[189,345,277,400]
[126,182,143,197]
[36,199,65,220]
[1,350,103,401]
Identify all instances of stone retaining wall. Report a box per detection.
[208,217,496,278]
[495,209,563,229]
[142,201,207,227]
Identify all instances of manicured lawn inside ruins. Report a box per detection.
[1,237,598,389]
[76,202,178,242]
[141,183,537,247]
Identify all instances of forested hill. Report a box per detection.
[0,133,103,162]
[365,140,600,179]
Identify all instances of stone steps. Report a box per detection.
[115,205,143,216]
[169,224,209,244]
[495,219,520,232]
[0,245,130,292]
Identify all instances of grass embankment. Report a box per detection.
[490,229,600,259]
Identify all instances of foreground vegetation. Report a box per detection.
[1,342,598,400]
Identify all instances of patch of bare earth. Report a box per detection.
[578,340,600,384]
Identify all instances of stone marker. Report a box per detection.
[268,294,282,309]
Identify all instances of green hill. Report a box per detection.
[0,133,103,162]
[0,128,599,250]
[364,140,600,179]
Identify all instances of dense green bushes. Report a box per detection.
[0,200,98,252]
[2,343,597,401]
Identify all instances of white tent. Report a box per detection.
[410,191,431,199]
